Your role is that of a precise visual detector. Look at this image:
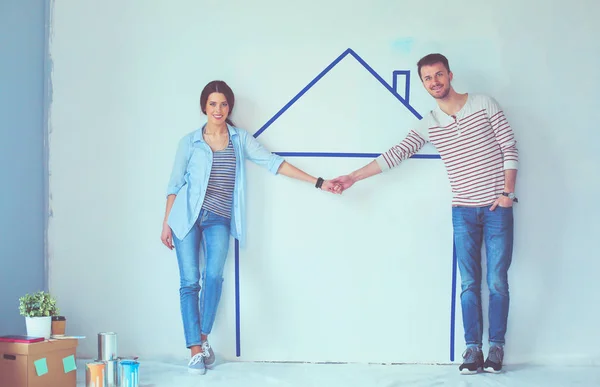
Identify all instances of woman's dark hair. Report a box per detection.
[200,80,235,126]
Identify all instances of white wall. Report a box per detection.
[48,0,600,365]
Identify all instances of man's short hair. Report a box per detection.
[417,54,450,80]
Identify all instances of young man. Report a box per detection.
[330,53,518,374]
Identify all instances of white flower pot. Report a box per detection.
[25,316,52,339]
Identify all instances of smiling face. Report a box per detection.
[204,92,230,126]
[420,62,453,100]
[199,80,236,126]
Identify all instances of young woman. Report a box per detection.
[160,80,336,374]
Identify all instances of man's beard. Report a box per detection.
[430,86,450,99]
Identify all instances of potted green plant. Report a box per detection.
[18,291,59,339]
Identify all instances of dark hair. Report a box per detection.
[200,80,235,126]
[417,53,450,80]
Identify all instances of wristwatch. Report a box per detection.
[501,192,518,203]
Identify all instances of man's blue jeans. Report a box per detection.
[452,205,514,347]
[173,209,231,348]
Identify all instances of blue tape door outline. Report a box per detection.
[274,152,440,159]
[234,48,456,362]
[235,239,241,357]
[450,240,458,362]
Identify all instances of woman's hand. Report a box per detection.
[321,179,343,194]
[161,222,174,250]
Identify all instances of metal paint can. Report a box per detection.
[118,360,139,387]
[104,359,119,387]
[86,361,106,387]
[98,332,118,360]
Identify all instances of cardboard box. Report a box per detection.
[0,338,78,387]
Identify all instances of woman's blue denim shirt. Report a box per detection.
[166,124,284,246]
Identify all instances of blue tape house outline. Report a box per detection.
[233,48,459,362]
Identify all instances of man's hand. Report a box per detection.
[329,175,356,193]
[321,179,343,194]
[490,194,513,211]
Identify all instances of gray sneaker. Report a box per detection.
[459,347,484,374]
[202,341,215,368]
[484,345,504,373]
[187,353,206,375]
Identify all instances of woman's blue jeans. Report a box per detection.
[173,209,230,348]
[452,205,514,347]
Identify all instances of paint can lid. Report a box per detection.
[120,360,140,367]
[117,356,139,361]
[86,361,106,367]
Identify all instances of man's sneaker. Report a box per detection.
[484,345,504,373]
[459,346,484,374]
[202,341,215,368]
[188,353,206,375]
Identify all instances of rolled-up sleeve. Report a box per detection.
[375,130,427,172]
[166,136,190,196]
[241,130,284,174]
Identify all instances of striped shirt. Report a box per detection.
[201,140,236,218]
[376,94,518,207]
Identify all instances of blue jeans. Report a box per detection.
[173,209,230,348]
[452,205,513,347]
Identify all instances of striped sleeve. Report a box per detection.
[485,97,519,170]
[375,129,427,172]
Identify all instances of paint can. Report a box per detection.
[104,359,119,387]
[98,332,118,360]
[86,361,106,387]
[118,360,139,387]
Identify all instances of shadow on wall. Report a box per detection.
[503,112,566,364]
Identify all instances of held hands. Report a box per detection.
[329,175,355,193]
[320,179,341,194]
[319,175,356,194]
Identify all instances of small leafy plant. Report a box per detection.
[19,291,59,317]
